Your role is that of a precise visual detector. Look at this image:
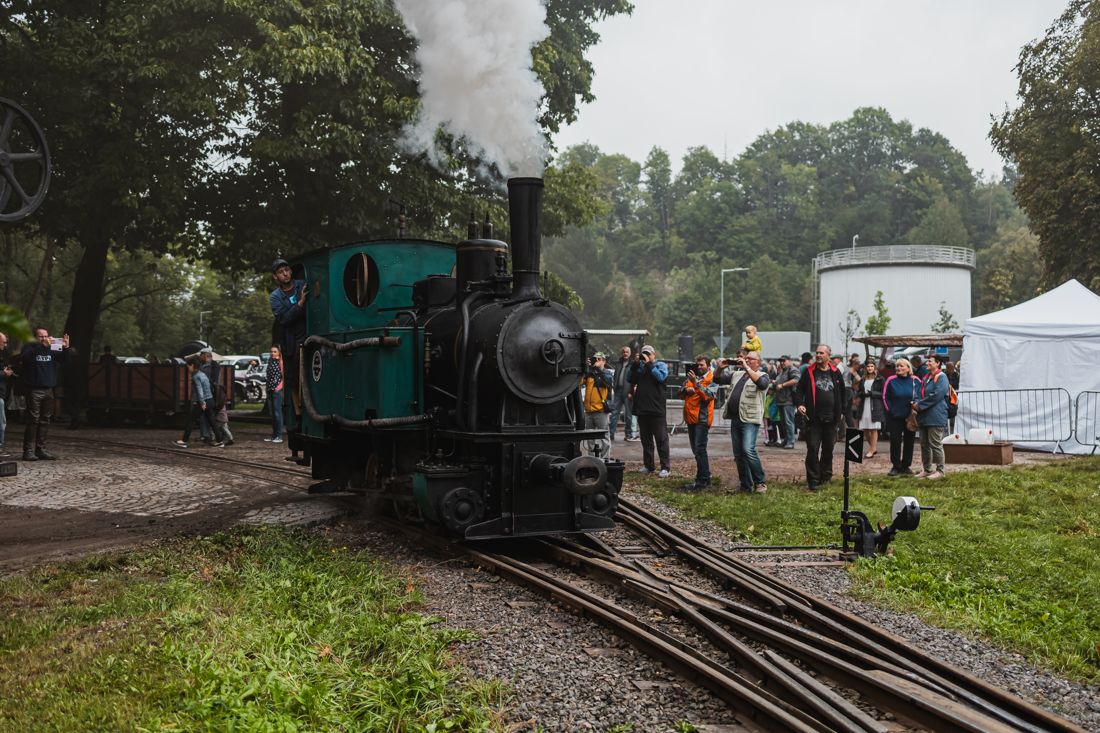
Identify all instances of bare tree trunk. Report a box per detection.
[23,235,57,321]
[61,236,111,426]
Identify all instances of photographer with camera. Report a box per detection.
[679,355,717,491]
[17,327,72,461]
[581,352,614,458]
[714,350,771,493]
[627,344,671,477]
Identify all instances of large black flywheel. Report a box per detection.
[0,98,51,223]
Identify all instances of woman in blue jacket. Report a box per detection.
[881,358,921,476]
[915,354,950,479]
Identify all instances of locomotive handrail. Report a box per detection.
[304,334,402,351]
[299,337,430,429]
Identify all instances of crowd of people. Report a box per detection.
[0,259,306,461]
[4,273,961,493]
[580,324,963,493]
[172,258,303,451]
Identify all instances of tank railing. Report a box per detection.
[1073,391,1100,454]
[813,245,976,271]
[956,388,1074,452]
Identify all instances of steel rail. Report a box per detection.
[617,499,1086,733]
[541,537,884,733]
[542,536,1011,733]
[463,546,828,733]
[50,435,311,480]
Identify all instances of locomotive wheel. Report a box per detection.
[0,98,51,223]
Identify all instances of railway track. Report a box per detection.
[32,437,1088,730]
[49,434,312,490]
[390,500,1084,733]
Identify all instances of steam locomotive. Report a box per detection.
[283,177,624,539]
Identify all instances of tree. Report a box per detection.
[0,305,31,342]
[839,309,861,356]
[863,290,891,336]
[991,0,1100,291]
[974,225,1043,314]
[905,196,969,247]
[2,0,249,397]
[1,0,632,393]
[931,302,959,333]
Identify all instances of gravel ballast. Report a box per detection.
[332,491,1100,732]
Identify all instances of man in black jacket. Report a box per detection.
[19,327,71,461]
[794,344,845,490]
[627,345,671,477]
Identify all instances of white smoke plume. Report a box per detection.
[395,0,550,178]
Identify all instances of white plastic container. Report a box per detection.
[967,428,994,445]
[942,433,965,444]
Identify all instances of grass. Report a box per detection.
[636,457,1100,684]
[0,526,503,732]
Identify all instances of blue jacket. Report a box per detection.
[627,358,668,416]
[270,279,307,354]
[916,371,949,427]
[882,374,921,420]
[192,370,213,404]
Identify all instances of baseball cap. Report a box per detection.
[779,354,791,361]
[592,352,606,360]
[640,345,656,356]
[271,258,290,273]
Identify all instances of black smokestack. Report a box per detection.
[507,177,543,300]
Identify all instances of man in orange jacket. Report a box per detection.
[679,355,717,491]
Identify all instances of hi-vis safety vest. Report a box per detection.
[682,368,715,426]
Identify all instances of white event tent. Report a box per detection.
[958,279,1100,454]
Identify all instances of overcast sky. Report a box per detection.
[553,1,1067,179]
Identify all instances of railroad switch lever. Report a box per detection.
[841,496,935,558]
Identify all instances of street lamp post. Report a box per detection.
[719,267,749,357]
[198,310,213,343]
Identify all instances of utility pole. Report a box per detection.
[198,310,213,343]
[719,267,749,357]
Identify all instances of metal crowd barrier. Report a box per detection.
[956,388,1074,452]
[1074,391,1100,454]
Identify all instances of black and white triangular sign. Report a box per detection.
[845,428,863,463]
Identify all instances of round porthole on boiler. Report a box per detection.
[343,252,380,307]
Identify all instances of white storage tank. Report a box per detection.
[812,245,974,354]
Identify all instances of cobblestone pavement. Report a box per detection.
[0,418,355,573]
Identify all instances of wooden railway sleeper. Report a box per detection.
[464,548,828,733]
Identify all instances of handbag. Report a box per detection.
[905,408,919,433]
